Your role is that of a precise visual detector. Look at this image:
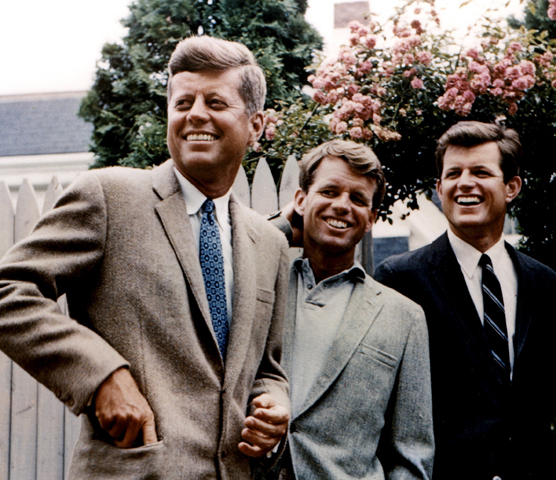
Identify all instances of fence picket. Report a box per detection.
[14,179,40,242]
[0,181,14,259]
[10,181,41,479]
[42,176,63,215]
[63,411,80,479]
[279,155,300,208]
[232,165,250,206]
[250,158,278,214]
[36,385,64,480]
[0,182,13,479]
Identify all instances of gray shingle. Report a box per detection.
[0,93,92,157]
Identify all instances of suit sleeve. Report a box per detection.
[0,172,129,415]
[378,308,435,480]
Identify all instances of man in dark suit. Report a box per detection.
[374,121,556,480]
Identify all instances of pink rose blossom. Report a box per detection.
[265,126,275,141]
[462,90,475,102]
[416,51,433,65]
[519,61,535,77]
[491,87,503,96]
[363,36,377,49]
[508,103,518,116]
[349,127,363,139]
[549,6,556,20]
[411,77,424,89]
[347,84,360,97]
[335,121,348,134]
[313,91,326,104]
[466,49,481,60]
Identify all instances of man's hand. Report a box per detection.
[94,367,157,448]
[281,201,303,248]
[238,393,290,458]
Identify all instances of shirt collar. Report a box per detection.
[293,257,366,283]
[174,167,231,226]
[447,228,506,279]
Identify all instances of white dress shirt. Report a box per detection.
[447,229,518,374]
[174,167,233,323]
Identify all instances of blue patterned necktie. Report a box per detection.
[199,199,229,360]
[479,254,510,383]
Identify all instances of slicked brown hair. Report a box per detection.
[167,36,266,116]
[436,121,521,183]
[299,139,386,210]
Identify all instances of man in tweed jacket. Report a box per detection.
[0,36,290,479]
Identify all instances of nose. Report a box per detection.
[332,193,351,212]
[457,169,476,189]
[188,96,210,123]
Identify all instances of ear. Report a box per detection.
[436,178,443,200]
[293,188,307,217]
[248,111,265,144]
[505,175,522,203]
[365,208,378,233]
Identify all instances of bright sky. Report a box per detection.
[0,0,525,96]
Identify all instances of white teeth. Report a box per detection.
[457,196,481,205]
[186,134,216,141]
[326,218,348,229]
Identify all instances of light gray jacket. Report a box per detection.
[282,267,434,480]
[0,159,290,480]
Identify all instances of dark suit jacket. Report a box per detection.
[374,232,556,480]
[0,160,290,480]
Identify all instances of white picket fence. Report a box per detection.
[0,155,372,479]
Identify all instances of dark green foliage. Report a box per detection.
[509,0,556,39]
[506,0,556,269]
[79,0,322,170]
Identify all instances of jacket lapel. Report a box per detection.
[294,277,383,419]
[429,233,503,386]
[223,195,258,387]
[151,161,215,353]
[509,245,533,361]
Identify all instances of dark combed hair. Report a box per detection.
[299,139,386,210]
[435,121,521,183]
[167,36,266,116]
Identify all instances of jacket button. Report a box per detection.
[493,476,502,480]
[221,450,227,459]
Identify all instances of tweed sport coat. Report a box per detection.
[0,159,291,480]
[374,232,556,480]
[280,267,434,480]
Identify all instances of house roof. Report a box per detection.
[0,92,93,157]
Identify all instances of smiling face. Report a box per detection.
[437,141,521,251]
[295,155,377,266]
[167,68,264,198]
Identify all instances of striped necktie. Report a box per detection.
[479,254,510,383]
[199,199,229,360]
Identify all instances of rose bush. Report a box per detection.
[252,0,556,268]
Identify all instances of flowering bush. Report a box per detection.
[252,0,556,268]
